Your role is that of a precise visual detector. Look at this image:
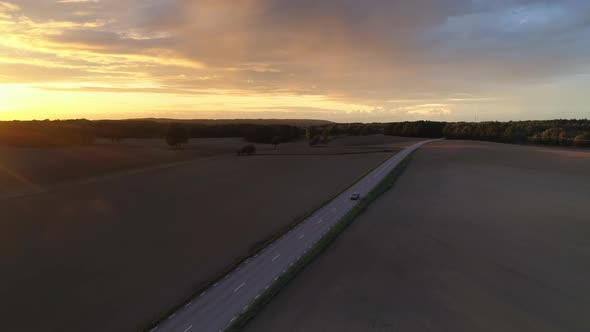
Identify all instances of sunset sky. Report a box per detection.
[1,0,589,122]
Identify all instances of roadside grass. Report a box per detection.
[225,151,415,332]
[140,151,397,332]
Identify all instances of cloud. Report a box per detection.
[1,0,590,121]
[56,0,99,3]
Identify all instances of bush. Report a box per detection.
[236,144,256,156]
[574,132,590,147]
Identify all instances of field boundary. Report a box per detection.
[140,151,397,331]
[255,148,399,156]
[224,151,415,332]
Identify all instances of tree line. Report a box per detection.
[304,123,384,145]
[0,119,301,147]
[383,121,446,138]
[3,118,588,148]
[383,120,590,147]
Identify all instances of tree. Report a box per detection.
[305,126,318,145]
[166,123,189,148]
[271,136,281,149]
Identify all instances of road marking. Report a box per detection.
[184,326,192,332]
[230,316,237,323]
[245,259,250,263]
[272,254,280,261]
[274,277,278,281]
[234,282,245,292]
[243,305,249,311]
[214,282,219,287]
[169,313,176,319]
[200,291,206,297]
[225,274,229,279]
[149,327,158,332]
[298,234,304,240]
[317,219,323,224]
[236,266,240,271]
[265,285,270,290]
[184,301,192,307]
[255,294,260,299]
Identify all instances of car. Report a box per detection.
[350,193,360,200]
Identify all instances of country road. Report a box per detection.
[152,139,437,332]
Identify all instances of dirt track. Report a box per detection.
[246,140,590,332]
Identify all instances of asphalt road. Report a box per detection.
[152,140,436,332]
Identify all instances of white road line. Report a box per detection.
[168,313,176,319]
[184,301,192,307]
[230,316,237,323]
[234,282,245,292]
[243,305,249,311]
[272,254,280,261]
[149,327,158,332]
[183,326,192,332]
[255,294,260,299]
[265,285,270,290]
[224,275,229,279]
[200,291,206,297]
[317,219,323,224]
[298,234,304,240]
[214,282,219,287]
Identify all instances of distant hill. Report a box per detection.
[132,118,334,127]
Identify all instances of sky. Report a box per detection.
[0,0,589,122]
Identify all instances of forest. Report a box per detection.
[384,120,590,147]
[0,119,301,147]
[2,119,589,148]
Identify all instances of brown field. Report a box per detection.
[0,136,408,332]
[0,136,415,199]
[246,140,590,332]
[0,138,240,198]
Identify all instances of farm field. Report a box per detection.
[0,136,406,332]
[246,140,590,332]
[0,135,416,199]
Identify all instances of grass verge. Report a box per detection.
[225,151,415,332]
[140,151,397,332]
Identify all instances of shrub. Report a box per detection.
[574,132,590,147]
[237,144,256,156]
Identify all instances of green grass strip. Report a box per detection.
[225,151,415,332]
